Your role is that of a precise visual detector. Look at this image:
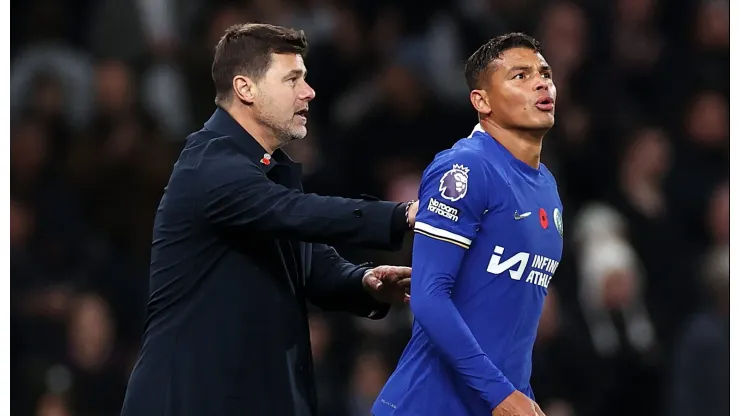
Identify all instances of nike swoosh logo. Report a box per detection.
[514,211,532,220]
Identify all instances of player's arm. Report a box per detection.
[410,150,517,411]
[195,140,408,250]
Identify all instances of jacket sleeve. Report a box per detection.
[195,146,409,251]
[304,243,389,319]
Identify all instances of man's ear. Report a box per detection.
[233,75,256,104]
[470,89,491,115]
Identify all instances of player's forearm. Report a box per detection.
[410,236,517,410]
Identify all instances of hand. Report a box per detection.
[492,391,539,416]
[362,265,411,304]
[407,200,419,228]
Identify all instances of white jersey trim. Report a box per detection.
[414,221,473,248]
[470,123,485,137]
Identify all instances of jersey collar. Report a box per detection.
[469,123,542,180]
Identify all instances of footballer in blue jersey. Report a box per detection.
[373,33,562,416]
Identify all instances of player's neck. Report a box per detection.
[480,119,543,169]
[226,105,281,154]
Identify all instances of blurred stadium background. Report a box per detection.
[10,0,729,415]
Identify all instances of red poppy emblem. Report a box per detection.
[539,208,548,229]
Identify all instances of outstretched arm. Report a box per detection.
[196,141,411,250]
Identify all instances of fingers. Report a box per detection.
[408,201,419,227]
[367,266,413,299]
[399,277,411,303]
[374,266,412,281]
[394,266,412,277]
[364,273,384,290]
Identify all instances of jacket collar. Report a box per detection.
[203,107,297,173]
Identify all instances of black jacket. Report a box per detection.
[121,108,409,416]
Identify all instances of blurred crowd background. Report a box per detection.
[9,0,729,415]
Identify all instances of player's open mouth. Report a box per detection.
[294,108,308,122]
[534,97,554,112]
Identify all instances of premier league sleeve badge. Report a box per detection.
[439,164,470,202]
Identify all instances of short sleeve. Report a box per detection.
[414,150,488,250]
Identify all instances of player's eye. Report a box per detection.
[513,73,525,80]
[542,72,552,79]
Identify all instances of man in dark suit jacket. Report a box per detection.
[121,23,419,416]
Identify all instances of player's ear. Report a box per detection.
[470,89,492,115]
[233,75,256,104]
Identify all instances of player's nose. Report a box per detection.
[534,80,549,92]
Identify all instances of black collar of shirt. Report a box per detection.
[203,107,297,173]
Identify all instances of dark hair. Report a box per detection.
[212,23,308,106]
[464,32,542,91]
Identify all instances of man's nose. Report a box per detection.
[301,82,316,101]
[534,80,550,91]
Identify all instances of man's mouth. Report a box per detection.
[535,97,554,112]
[295,108,308,118]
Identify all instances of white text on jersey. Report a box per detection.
[486,246,559,288]
[427,198,459,222]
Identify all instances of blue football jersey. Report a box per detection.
[372,125,564,416]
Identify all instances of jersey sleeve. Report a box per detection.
[414,149,487,249]
[410,149,517,411]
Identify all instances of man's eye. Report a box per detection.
[514,73,525,80]
[542,73,552,79]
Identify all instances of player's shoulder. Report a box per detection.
[419,135,502,205]
[422,144,488,194]
[436,134,517,186]
[427,136,488,172]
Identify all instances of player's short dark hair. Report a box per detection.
[464,32,542,91]
[212,23,308,106]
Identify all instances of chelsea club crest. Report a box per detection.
[439,164,470,202]
[553,208,563,238]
